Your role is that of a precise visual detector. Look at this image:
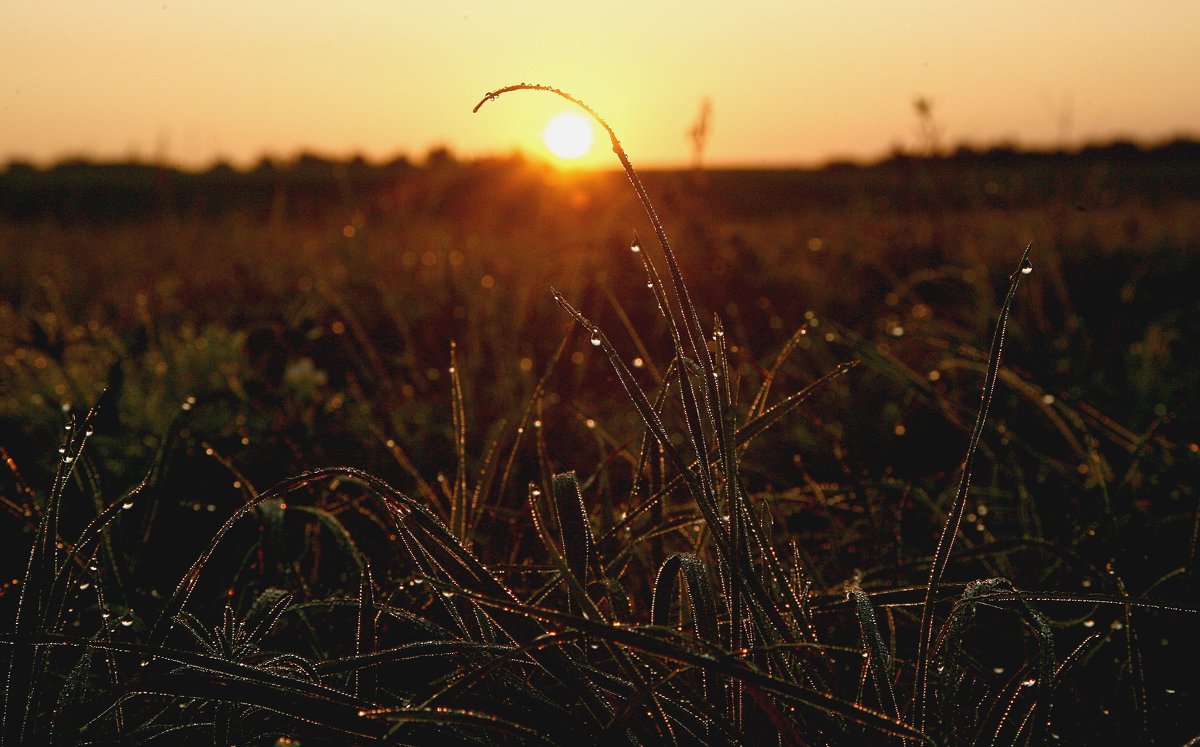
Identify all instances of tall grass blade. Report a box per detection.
[912,246,1032,732]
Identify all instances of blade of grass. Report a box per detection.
[912,247,1032,733]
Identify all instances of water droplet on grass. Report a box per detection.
[121,499,135,510]
[1020,259,1034,275]
[589,332,602,346]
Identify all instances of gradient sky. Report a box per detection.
[3,1,1198,169]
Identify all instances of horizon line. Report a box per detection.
[5,132,1199,176]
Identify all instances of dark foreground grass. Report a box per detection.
[1,87,1198,744]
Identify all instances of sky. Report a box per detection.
[2,1,1198,170]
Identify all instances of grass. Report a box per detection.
[0,86,1198,744]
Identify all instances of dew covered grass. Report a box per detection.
[1,91,1198,744]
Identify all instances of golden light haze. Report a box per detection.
[2,1,1198,169]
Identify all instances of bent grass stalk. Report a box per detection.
[476,83,906,737]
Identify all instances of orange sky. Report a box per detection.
[2,1,1198,169]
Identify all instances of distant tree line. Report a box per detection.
[1,139,1197,223]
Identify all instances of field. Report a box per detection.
[1,137,1198,744]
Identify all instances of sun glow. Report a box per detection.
[541,111,594,160]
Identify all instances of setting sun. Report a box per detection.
[541,111,594,160]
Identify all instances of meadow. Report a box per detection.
[1,108,1198,744]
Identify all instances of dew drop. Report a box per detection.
[1082,619,1095,628]
[84,426,95,436]
[79,582,90,590]
[440,591,455,599]
[993,666,1005,675]
[121,499,135,510]
[57,446,66,455]
[100,609,111,619]
[120,614,133,627]
[589,332,602,347]
[632,357,645,368]
[531,489,542,497]
[1020,259,1034,275]
[62,455,74,464]
[87,562,99,572]
[630,241,641,254]
[1021,678,1037,687]
[585,418,596,429]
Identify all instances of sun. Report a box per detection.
[541,111,594,160]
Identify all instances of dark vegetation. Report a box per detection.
[1,92,1198,746]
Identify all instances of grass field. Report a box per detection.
[1,132,1198,743]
